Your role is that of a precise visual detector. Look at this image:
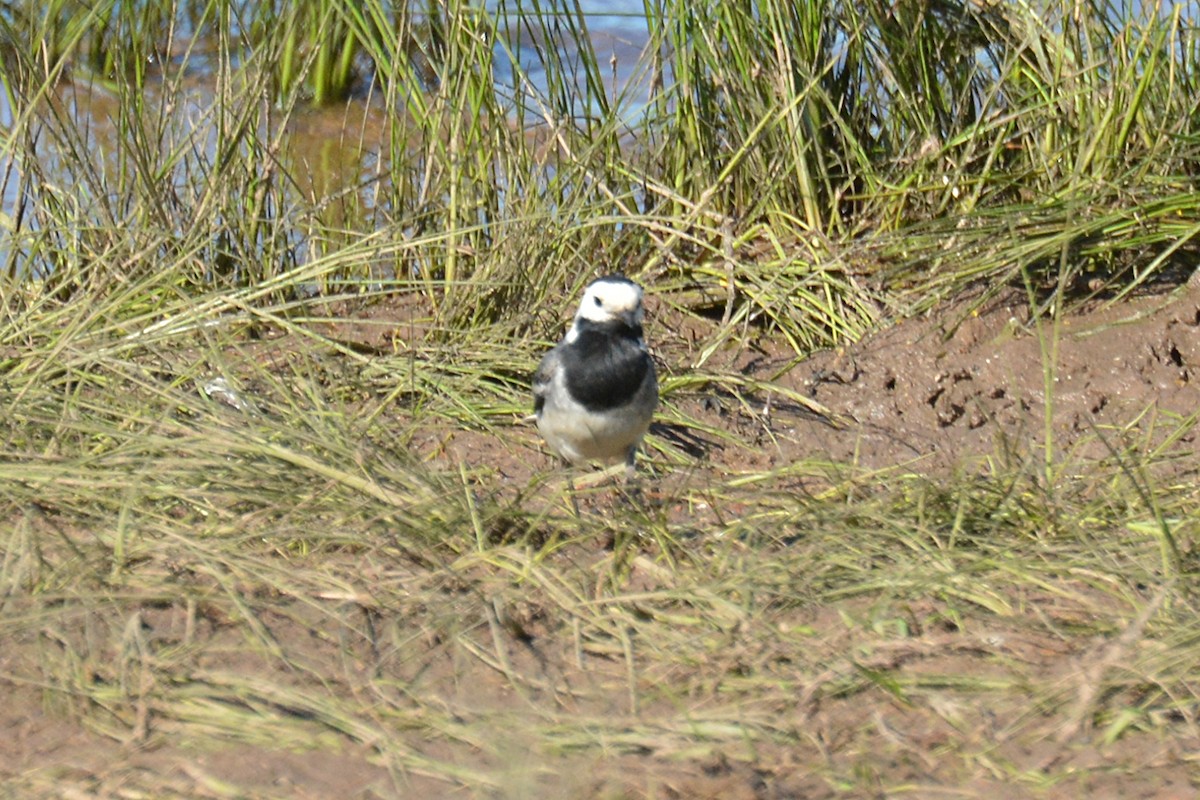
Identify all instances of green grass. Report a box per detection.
[1,0,1199,796]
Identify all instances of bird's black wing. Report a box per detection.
[532,347,561,415]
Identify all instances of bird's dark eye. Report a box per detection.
[593,296,603,306]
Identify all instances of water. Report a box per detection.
[489,0,654,120]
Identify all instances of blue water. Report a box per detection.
[485,0,1197,126]
[488,0,655,122]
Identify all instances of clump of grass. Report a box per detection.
[4,352,1198,794]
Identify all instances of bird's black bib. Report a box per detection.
[562,321,650,412]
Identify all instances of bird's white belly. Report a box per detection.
[537,392,651,464]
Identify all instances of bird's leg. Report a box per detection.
[623,446,639,482]
[565,465,581,519]
[617,445,648,509]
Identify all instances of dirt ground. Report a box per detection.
[424,277,1200,486]
[776,280,1200,475]
[5,279,1200,798]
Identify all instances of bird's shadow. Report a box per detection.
[649,421,718,459]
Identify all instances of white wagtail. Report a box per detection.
[533,275,658,479]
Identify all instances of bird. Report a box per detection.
[533,275,658,480]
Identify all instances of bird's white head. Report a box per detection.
[573,275,645,328]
